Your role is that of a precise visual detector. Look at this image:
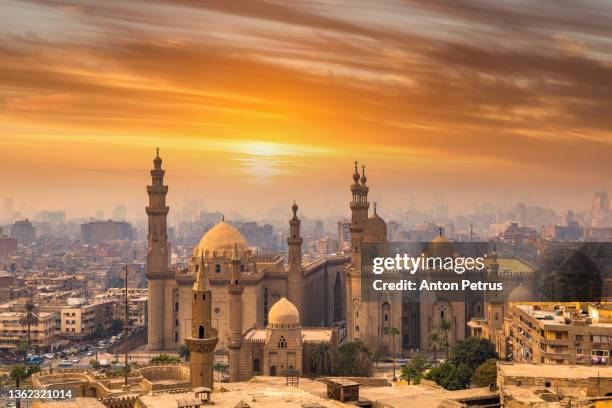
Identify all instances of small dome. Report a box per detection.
[268,297,300,328]
[364,212,387,242]
[197,221,248,255]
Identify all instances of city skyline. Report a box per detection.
[2,1,612,216]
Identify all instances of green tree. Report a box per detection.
[16,340,29,364]
[428,330,441,365]
[450,337,498,371]
[439,319,453,360]
[471,358,498,387]
[310,343,334,376]
[10,365,28,388]
[335,342,372,377]
[19,299,39,347]
[90,359,100,369]
[424,362,472,390]
[389,327,400,381]
[399,354,430,384]
[150,353,180,364]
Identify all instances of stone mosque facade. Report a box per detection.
[146,151,487,377]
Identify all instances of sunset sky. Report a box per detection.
[1,0,612,219]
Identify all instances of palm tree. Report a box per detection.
[19,300,39,348]
[439,319,453,360]
[354,347,372,377]
[388,327,400,381]
[428,330,441,366]
[310,343,334,376]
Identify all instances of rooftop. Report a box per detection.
[499,363,612,378]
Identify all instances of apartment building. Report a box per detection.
[0,311,58,351]
[509,302,612,365]
[60,299,115,340]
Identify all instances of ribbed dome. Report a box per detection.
[268,297,300,328]
[197,221,248,255]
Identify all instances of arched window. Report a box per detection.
[495,313,499,322]
[199,325,205,339]
[215,264,221,273]
[277,336,287,349]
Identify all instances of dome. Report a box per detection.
[364,213,387,242]
[268,297,300,328]
[196,221,248,255]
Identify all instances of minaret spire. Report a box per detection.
[146,148,171,351]
[287,201,304,319]
[227,242,244,381]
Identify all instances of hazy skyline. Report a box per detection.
[2,1,612,218]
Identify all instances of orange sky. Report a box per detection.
[1,0,612,219]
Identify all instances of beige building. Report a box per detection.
[102,288,148,327]
[60,300,115,340]
[0,311,58,350]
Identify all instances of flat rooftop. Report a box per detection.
[499,363,612,378]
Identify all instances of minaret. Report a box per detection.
[227,244,244,382]
[187,255,218,389]
[349,162,370,268]
[146,148,170,351]
[287,201,304,318]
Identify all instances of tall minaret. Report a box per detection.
[349,162,369,268]
[347,161,370,342]
[187,255,218,389]
[287,201,304,319]
[227,244,244,382]
[146,148,170,351]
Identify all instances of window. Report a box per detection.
[199,325,205,339]
[215,264,221,273]
[277,336,287,349]
[575,335,583,341]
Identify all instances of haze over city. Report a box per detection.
[1,0,612,218]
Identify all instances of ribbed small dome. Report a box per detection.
[364,213,387,242]
[268,297,300,328]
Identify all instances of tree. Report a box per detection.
[424,362,472,390]
[150,353,180,364]
[19,300,39,347]
[310,343,334,376]
[450,337,498,371]
[428,330,441,365]
[10,365,28,388]
[335,342,372,377]
[16,341,29,364]
[439,319,453,360]
[90,359,100,369]
[399,354,430,384]
[471,359,498,387]
[389,327,400,381]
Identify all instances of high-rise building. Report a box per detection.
[10,219,36,245]
[592,192,610,227]
[80,220,134,244]
[111,205,128,221]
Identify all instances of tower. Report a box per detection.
[346,161,370,342]
[227,244,244,382]
[146,148,173,351]
[187,255,218,389]
[287,201,304,317]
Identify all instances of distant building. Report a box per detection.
[0,228,18,256]
[111,205,127,221]
[35,210,66,224]
[80,220,134,245]
[337,219,350,248]
[234,221,275,250]
[592,192,611,227]
[539,222,583,241]
[10,219,36,245]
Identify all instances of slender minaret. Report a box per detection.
[187,255,218,389]
[287,201,304,318]
[227,244,244,382]
[349,162,369,268]
[146,148,170,351]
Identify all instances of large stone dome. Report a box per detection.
[268,297,300,328]
[197,221,248,255]
[364,213,387,242]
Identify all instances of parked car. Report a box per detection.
[86,350,94,356]
[44,353,55,359]
[72,357,80,364]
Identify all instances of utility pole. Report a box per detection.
[124,265,129,388]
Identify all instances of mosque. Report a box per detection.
[145,150,491,383]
